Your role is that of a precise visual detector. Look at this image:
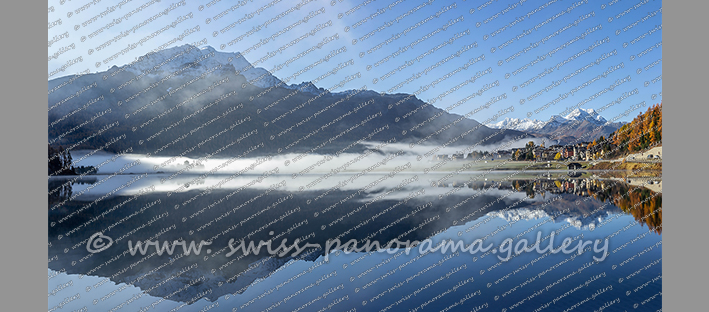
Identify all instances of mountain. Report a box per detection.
[486,117,547,132]
[488,108,607,132]
[564,108,606,123]
[117,45,283,89]
[48,44,528,157]
[487,108,624,145]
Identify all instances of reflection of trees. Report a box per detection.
[48,179,72,208]
[575,180,662,234]
[48,178,96,209]
[433,177,662,234]
[543,179,662,234]
[610,187,662,234]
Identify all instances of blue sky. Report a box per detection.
[48,0,662,124]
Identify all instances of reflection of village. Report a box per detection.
[431,177,656,197]
[431,176,662,234]
[433,140,662,162]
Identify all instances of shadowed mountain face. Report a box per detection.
[534,119,625,145]
[48,44,527,157]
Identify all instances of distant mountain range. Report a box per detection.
[487,108,625,145]
[48,44,529,157]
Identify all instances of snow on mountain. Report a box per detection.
[487,117,547,132]
[117,44,367,94]
[486,208,615,231]
[119,44,282,88]
[564,108,607,123]
[487,108,609,132]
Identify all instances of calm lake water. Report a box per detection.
[49,171,661,312]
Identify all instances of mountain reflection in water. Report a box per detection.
[48,173,661,311]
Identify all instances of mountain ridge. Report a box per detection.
[487,108,625,145]
[48,44,529,157]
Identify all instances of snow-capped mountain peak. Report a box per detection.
[563,108,606,123]
[487,108,608,132]
[487,117,547,132]
[117,44,282,88]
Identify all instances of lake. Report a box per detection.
[48,170,661,312]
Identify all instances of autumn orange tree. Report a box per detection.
[604,103,662,158]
